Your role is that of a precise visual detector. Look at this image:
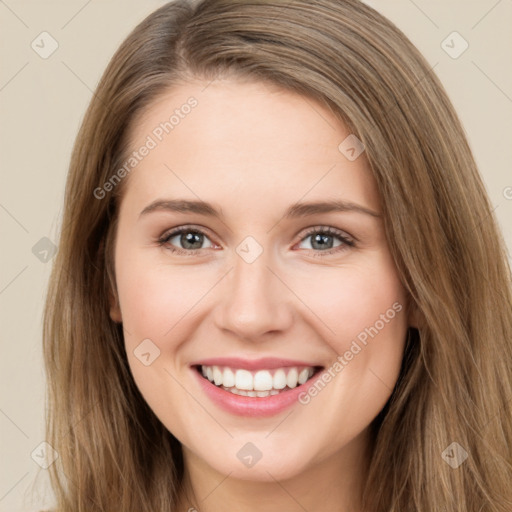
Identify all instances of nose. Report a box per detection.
[213,245,294,342]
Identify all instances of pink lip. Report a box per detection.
[191,357,320,371]
[191,364,323,417]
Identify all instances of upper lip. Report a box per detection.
[191,357,323,371]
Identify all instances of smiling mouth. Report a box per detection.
[194,364,324,397]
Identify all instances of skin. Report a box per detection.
[109,78,414,512]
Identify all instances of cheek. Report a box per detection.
[292,257,407,351]
[291,264,408,448]
[114,255,205,430]
[116,253,216,341]
[292,256,408,399]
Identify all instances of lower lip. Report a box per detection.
[192,367,322,417]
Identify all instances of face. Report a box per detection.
[109,78,411,483]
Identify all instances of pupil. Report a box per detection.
[182,232,203,250]
[312,233,332,250]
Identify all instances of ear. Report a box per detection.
[109,288,122,323]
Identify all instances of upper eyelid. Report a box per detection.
[301,225,355,241]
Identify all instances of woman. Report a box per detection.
[42,0,512,510]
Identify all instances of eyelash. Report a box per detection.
[157,225,356,257]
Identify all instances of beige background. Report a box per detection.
[1,1,511,511]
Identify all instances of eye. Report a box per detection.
[295,226,355,256]
[157,224,355,257]
[158,226,216,256]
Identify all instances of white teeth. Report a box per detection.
[200,364,317,395]
[253,370,273,391]
[224,388,272,397]
[235,369,253,390]
[223,368,235,388]
[287,368,299,388]
[213,366,223,386]
[273,369,287,389]
[298,368,310,385]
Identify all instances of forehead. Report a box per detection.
[120,78,380,218]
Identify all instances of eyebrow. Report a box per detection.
[139,198,381,219]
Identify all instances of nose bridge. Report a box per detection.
[232,246,271,303]
[214,239,292,339]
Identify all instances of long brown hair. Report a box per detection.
[42,0,512,510]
